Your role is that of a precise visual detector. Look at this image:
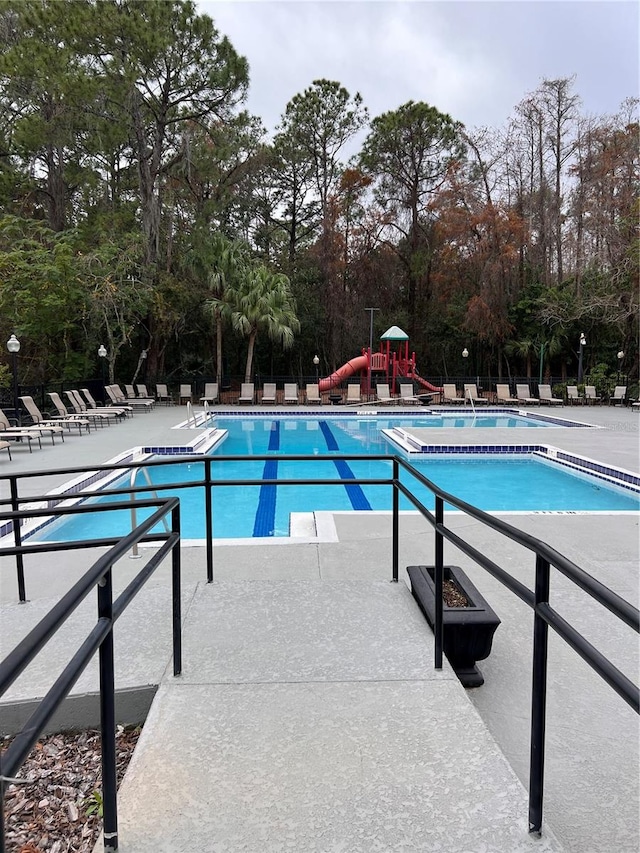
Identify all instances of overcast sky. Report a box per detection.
[198,0,639,138]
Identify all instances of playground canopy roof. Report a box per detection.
[380,325,408,341]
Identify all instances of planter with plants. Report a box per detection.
[407,564,501,688]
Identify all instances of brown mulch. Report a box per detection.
[443,578,470,607]
[2,726,140,853]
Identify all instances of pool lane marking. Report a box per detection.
[319,420,372,511]
[253,420,280,536]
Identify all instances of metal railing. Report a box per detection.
[0,495,182,853]
[0,454,638,846]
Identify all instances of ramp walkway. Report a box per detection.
[109,579,561,852]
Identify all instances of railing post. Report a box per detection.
[529,554,550,834]
[434,495,444,670]
[392,458,399,582]
[10,477,26,602]
[98,568,118,852]
[172,503,182,677]
[205,458,213,583]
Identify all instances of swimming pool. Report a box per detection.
[30,416,639,543]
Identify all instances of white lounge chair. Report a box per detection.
[399,384,420,405]
[585,385,602,405]
[464,384,489,404]
[156,384,172,405]
[81,388,131,417]
[305,384,322,404]
[200,383,219,404]
[0,408,58,445]
[538,384,562,405]
[376,383,395,405]
[21,395,89,435]
[516,384,539,405]
[261,383,277,404]
[566,386,584,405]
[442,384,463,404]
[610,386,627,406]
[47,392,94,432]
[346,384,362,404]
[238,383,255,404]
[179,384,192,405]
[495,384,518,405]
[284,383,299,404]
[64,390,117,425]
[0,440,12,460]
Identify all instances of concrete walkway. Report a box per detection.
[1,401,638,852]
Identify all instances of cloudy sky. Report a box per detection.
[198,0,638,137]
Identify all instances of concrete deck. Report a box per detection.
[1,401,638,852]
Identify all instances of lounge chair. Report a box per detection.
[610,386,627,406]
[495,384,518,405]
[179,384,192,405]
[20,395,88,435]
[136,384,152,399]
[567,386,584,405]
[110,384,152,410]
[125,384,155,407]
[0,440,12,460]
[464,384,489,404]
[399,384,420,405]
[442,384,463,404]
[238,383,255,404]
[1,407,63,444]
[305,384,322,405]
[64,390,117,425]
[284,383,299,404]
[585,385,602,405]
[0,407,42,451]
[155,384,172,405]
[261,383,277,404]
[376,383,396,405]
[516,384,539,405]
[81,388,131,418]
[47,392,94,431]
[538,384,562,406]
[200,383,219,404]
[346,384,362,404]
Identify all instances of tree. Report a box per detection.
[359,101,464,341]
[230,265,300,383]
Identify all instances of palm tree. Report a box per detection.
[204,234,248,384]
[231,265,300,383]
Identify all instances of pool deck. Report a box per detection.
[0,402,638,852]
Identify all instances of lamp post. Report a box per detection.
[364,307,380,399]
[313,354,319,383]
[98,344,107,402]
[577,332,586,384]
[6,334,20,424]
[617,350,624,385]
[462,347,469,380]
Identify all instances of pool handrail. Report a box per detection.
[0,495,182,853]
[0,453,638,844]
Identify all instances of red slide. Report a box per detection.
[412,373,443,394]
[318,355,368,392]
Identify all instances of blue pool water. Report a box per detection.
[31,417,639,542]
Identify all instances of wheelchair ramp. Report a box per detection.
[112,580,562,852]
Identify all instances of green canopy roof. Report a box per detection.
[380,325,409,341]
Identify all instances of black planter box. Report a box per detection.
[407,565,501,688]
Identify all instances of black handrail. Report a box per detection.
[0,453,638,845]
[0,496,181,853]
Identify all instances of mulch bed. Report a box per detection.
[2,726,140,853]
[442,578,470,607]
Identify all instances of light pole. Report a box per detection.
[6,334,20,424]
[462,347,469,379]
[364,307,380,399]
[98,344,107,401]
[313,354,319,383]
[577,332,586,384]
[617,350,624,385]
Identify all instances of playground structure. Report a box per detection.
[318,326,442,399]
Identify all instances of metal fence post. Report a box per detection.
[172,503,182,677]
[10,477,26,602]
[392,458,399,582]
[434,495,444,670]
[529,554,550,834]
[205,458,213,583]
[98,568,118,853]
